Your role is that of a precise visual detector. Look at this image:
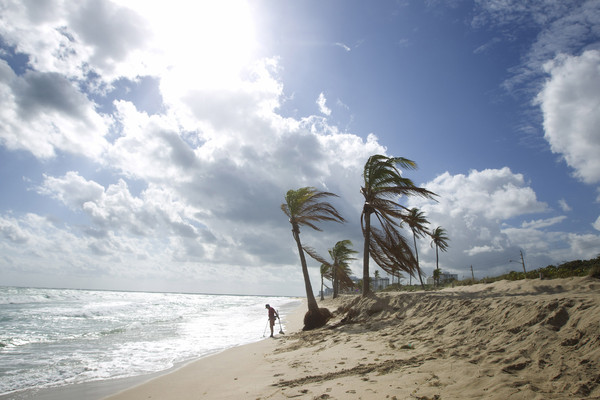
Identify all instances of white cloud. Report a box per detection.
[593,216,600,231]
[558,199,572,212]
[407,166,600,276]
[317,92,332,116]
[38,171,203,240]
[521,216,566,229]
[0,215,30,244]
[465,244,504,256]
[473,0,600,63]
[67,0,152,77]
[406,167,553,277]
[567,233,600,258]
[334,42,351,52]
[0,0,154,81]
[0,60,110,159]
[415,167,547,220]
[537,50,600,184]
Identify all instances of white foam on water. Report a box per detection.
[0,287,300,396]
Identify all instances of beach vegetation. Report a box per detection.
[319,263,332,301]
[405,207,430,289]
[449,256,600,287]
[281,187,345,330]
[360,155,436,297]
[373,257,600,292]
[305,240,357,299]
[430,226,450,287]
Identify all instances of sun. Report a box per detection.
[122,0,258,89]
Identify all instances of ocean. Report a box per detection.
[0,286,301,398]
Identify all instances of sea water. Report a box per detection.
[0,287,300,397]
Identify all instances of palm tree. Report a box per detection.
[405,208,430,290]
[319,263,332,301]
[330,240,357,298]
[433,268,441,287]
[281,187,345,329]
[360,155,436,297]
[430,226,450,287]
[305,240,357,299]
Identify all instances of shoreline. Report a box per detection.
[105,276,599,399]
[6,277,599,399]
[0,300,305,400]
[103,299,307,400]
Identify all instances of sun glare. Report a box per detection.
[122,0,258,90]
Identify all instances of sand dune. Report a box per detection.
[106,276,600,399]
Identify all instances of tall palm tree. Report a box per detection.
[281,187,345,329]
[405,208,430,290]
[319,263,332,301]
[329,240,357,298]
[305,240,357,299]
[430,226,450,286]
[360,155,436,297]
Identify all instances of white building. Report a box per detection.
[371,276,390,290]
[349,276,390,291]
[427,271,458,285]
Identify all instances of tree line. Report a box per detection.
[281,154,450,330]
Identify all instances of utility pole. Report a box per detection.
[510,250,527,275]
[470,265,475,281]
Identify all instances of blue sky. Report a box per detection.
[0,0,599,296]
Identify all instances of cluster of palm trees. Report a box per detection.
[310,240,357,301]
[281,154,450,330]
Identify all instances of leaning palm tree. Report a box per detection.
[430,226,450,287]
[333,258,355,295]
[306,240,357,299]
[360,155,436,297]
[329,240,357,298]
[405,208,430,290]
[281,187,345,329]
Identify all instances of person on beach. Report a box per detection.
[265,304,279,338]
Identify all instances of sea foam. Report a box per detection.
[0,287,299,396]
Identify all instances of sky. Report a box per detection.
[0,0,599,296]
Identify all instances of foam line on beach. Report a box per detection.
[103,277,600,399]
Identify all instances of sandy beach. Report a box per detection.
[105,276,600,400]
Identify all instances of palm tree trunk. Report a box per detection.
[293,228,319,312]
[320,274,324,301]
[435,244,440,287]
[332,263,338,299]
[412,232,426,290]
[362,211,371,297]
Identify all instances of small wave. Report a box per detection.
[99,327,127,336]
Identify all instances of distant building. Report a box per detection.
[319,286,333,298]
[427,271,458,285]
[372,276,390,291]
[317,275,392,297]
[349,275,390,291]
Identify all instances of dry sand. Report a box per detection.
[105,276,600,399]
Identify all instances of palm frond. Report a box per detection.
[320,263,333,281]
[431,226,450,251]
[303,246,331,266]
[369,226,418,276]
[282,187,345,233]
[404,208,430,238]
